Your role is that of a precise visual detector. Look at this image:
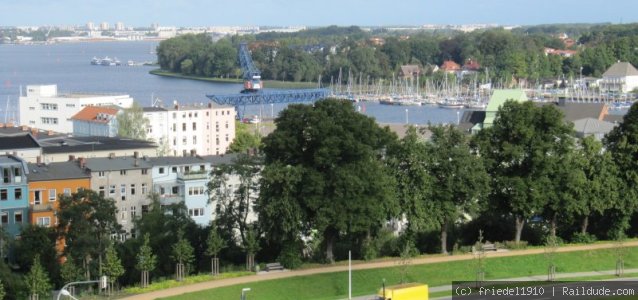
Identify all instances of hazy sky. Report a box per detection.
[1,0,637,27]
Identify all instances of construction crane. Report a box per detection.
[238,43,263,92]
[207,42,330,119]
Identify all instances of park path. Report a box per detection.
[119,241,638,300]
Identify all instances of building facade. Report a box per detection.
[143,102,236,156]
[0,155,29,239]
[19,85,133,134]
[71,106,120,137]
[85,154,153,240]
[600,62,638,93]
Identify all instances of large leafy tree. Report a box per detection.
[57,189,121,280]
[14,225,58,285]
[117,102,149,140]
[604,103,638,236]
[259,99,398,263]
[474,101,573,242]
[427,125,489,253]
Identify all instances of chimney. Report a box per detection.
[21,125,28,131]
[31,128,38,137]
[47,130,53,136]
[134,151,139,159]
[109,153,115,159]
[134,159,139,167]
[208,103,212,108]
[69,155,76,161]
[79,157,86,169]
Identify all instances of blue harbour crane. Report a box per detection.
[207,42,329,119]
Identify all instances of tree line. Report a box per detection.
[3,98,638,298]
[156,23,638,86]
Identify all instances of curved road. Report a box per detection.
[120,241,638,300]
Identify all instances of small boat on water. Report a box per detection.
[90,57,101,65]
[438,99,465,109]
[465,102,487,110]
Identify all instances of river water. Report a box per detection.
[0,40,596,126]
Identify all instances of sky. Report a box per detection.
[1,0,638,27]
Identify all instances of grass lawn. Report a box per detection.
[159,247,638,300]
[149,69,318,89]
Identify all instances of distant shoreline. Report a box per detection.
[149,69,319,89]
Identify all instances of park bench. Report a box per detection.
[472,242,498,253]
[265,262,285,272]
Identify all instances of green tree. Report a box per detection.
[14,225,58,285]
[24,255,51,300]
[172,230,195,281]
[205,225,225,276]
[136,233,156,288]
[474,101,573,243]
[0,279,5,300]
[228,122,261,153]
[57,189,121,280]
[60,255,83,295]
[243,226,260,271]
[103,243,124,295]
[604,103,638,236]
[117,102,149,140]
[427,125,489,253]
[259,99,398,263]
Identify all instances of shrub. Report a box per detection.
[571,232,597,244]
[504,240,528,249]
[278,241,303,269]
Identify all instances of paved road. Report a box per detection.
[120,241,638,300]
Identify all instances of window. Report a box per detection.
[2,213,8,224]
[172,123,176,132]
[141,183,147,195]
[182,123,187,131]
[142,205,149,214]
[98,171,105,177]
[109,185,116,195]
[2,168,9,183]
[120,170,127,175]
[182,137,187,145]
[131,206,137,218]
[120,184,126,201]
[192,122,196,130]
[173,138,177,146]
[29,107,35,110]
[14,188,22,200]
[184,166,190,173]
[63,188,71,196]
[142,169,148,175]
[160,187,166,195]
[40,103,58,110]
[227,110,231,115]
[188,113,192,118]
[14,167,21,177]
[34,190,41,205]
[200,165,206,171]
[66,103,76,108]
[216,138,219,145]
[206,111,209,116]
[206,122,210,129]
[172,166,177,173]
[0,189,7,201]
[37,217,50,227]
[99,186,106,197]
[221,110,224,116]
[48,189,56,201]
[225,134,229,142]
[193,136,197,144]
[14,211,22,223]
[41,117,59,124]
[130,184,136,195]
[194,112,198,117]
[159,167,165,174]
[216,111,218,116]
[172,186,179,195]
[225,121,229,129]
[188,208,205,217]
[215,122,219,132]
[173,112,177,118]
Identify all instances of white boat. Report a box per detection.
[90,57,101,65]
[100,56,115,66]
[465,102,487,110]
[438,99,465,109]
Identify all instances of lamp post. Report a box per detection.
[270,103,274,118]
[405,108,409,124]
[457,111,460,125]
[56,278,106,300]
[241,287,251,300]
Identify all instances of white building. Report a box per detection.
[115,22,125,31]
[600,62,638,93]
[100,22,110,31]
[19,85,133,134]
[143,102,236,156]
[86,22,95,31]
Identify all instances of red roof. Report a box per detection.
[463,59,481,71]
[440,60,461,72]
[71,106,119,123]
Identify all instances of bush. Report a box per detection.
[571,232,597,244]
[278,241,303,269]
[504,240,528,249]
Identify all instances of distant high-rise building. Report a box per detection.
[115,22,124,31]
[86,22,95,31]
[151,23,159,31]
[100,22,109,31]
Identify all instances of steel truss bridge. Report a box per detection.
[207,88,330,119]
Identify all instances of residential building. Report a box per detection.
[39,136,157,163]
[85,154,153,240]
[544,47,577,58]
[143,102,236,156]
[440,60,461,73]
[399,65,421,79]
[0,155,29,240]
[0,132,42,162]
[471,89,528,133]
[71,106,120,137]
[600,62,638,93]
[18,84,134,134]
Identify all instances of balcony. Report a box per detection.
[31,203,54,212]
[177,171,208,181]
[159,194,183,205]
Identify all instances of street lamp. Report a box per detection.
[241,287,251,300]
[457,111,460,125]
[270,103,274,118]
[59,289,79,300]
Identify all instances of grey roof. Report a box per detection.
[85,156,153,172]
[537,102,605,123]
[148,154,237,167]
[603,114,624,124]
[142,106,167,112]
[40,136,157,154]
[602,62,638,77]
[458,111,486,133]
[0,133,40,150]
[573,118,616,135]
[0,155,27,167]
[27,161,90,181]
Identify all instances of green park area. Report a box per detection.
[159,246,638,300]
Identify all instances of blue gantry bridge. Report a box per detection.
[207,42,330,119]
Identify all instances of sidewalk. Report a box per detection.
[119,241,638,300]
